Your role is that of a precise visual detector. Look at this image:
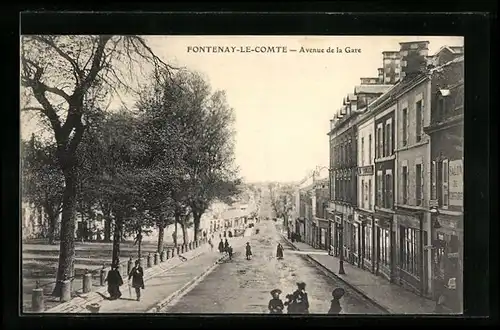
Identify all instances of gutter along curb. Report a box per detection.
[280,235,390,314]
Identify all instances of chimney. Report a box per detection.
[399,41,430,79]
[360,77,380,85]
[377,68,384,83]
[382,51,401,84]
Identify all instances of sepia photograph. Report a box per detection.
[20,34,464,315]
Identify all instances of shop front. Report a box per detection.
[395,210,428,295]
[433,213,463,313]
[355,209,375,272]
[374,211,395,282]
[328,210,343,257]
[317,218,329,250]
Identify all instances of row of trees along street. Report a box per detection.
[21,35,241,297]
[268,183,295,228]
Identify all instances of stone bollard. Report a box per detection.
[31,281,44,312]
[154,252,159,265]
[127,257,134,275]
[60,278,72,302]
[167,249,172,259]
[160,250,166,262]
[100,265,108,286]
[147,253,153,268]
[82,270,93,293]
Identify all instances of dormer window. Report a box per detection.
[437,89,450,121]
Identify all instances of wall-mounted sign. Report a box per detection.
[449,159,463,207]
[358,165,374,176]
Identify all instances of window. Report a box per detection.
[442,159,449,208]
[402,166,409,204]
[352,224,358,255]
[416,100,422,142]
[379,227,391,267]
[361,137,365,165]
[431,160,437,200]
[385,120,392,156]
[364,226,372,261]
[402,108,408,146]
[400,226,420,277]
[377,124,383,158]
[368,179,372,209]
[416,164,422,205]
[384,171,393,209]
[438,97,445,120]
[361,179,365,206]
[376,171,383,206]
[368,134,372,163]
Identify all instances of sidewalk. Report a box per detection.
[282,236,437,314]
[45,241,212,313]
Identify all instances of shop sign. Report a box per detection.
[449,159,463,207]
[357,165,374,176]
[447,252,459,258]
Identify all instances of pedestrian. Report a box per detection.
[128,260,145,301]
[228,245,233,260]
[268,289,284,314]
[284,294,296,314]
[105,263,123,300]
[290,282,309,314]
[224,238,229,253]
[276,243,284,260]
[218,239,224,254]
[245,242,253,260]
[328,288,345,314]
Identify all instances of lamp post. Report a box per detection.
[337,222,346,274]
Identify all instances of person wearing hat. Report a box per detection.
[290,282,309,314]
[245,242,253,260]
[328,288,345,314]
[268,289,284,314]
[105,263,123,300]
[276,243,284,260]
[128,259,145,301]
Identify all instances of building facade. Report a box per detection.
[424,55,464,313]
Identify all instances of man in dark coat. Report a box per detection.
[128,259,145,301]
[105,263,123,300]
[218,239,224,254]
[245,242,253,260]
[276,243,284,259]
[224,238,229,252]
[290,282,309,314]
[328,288,345,314]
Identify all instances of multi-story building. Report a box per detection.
[424,54,464,313]
[313,178,329,250]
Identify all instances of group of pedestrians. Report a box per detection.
[268,282,346,315]
[103,259,145,302]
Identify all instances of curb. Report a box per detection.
[45,243,210,313]
[147,254,229,313]
[280,235,390,314]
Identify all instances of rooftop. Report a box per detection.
[354,84,393,95]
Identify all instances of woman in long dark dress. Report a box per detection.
[105,264,123,300]
[128,260,145,301]
[291,282,309,314]
[245,242,253,260]
[276,243,284,259]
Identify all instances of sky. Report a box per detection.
[21,35,463,184]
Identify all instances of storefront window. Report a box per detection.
[401,226,420,277]
[365,226,372,261]
[379,227,391,267]
[353,224,359,255]
[436,233,446,280]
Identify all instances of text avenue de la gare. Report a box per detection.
[186,46,362,54]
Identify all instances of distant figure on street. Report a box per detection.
[208,237,214,251]
[245,242,253,260]
[328,288,345,314]
[268,289,284,314]
[218,239,224,254]
[224,238,229,253]
[276,243,284,260]
[289,282,309,314]
[105,263,123,300]
[228,245,233,260]
[128,260,145,301]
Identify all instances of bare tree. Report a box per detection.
[20,35,174,296]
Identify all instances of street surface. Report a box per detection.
[164,221,385,314]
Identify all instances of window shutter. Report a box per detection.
[442,160,449,207]
[405,167,410,204]
[431,161,437,200]
[420,163,425,205]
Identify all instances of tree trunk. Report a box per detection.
[44,201,59,245]
[104,217,112,242]
[112,214,123,266]
[51,169,77,297]
[137,228,143,259]
[193,211,201,241]
[173,214,179,247]
[180,220,188,245]
[157,224,165,253]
